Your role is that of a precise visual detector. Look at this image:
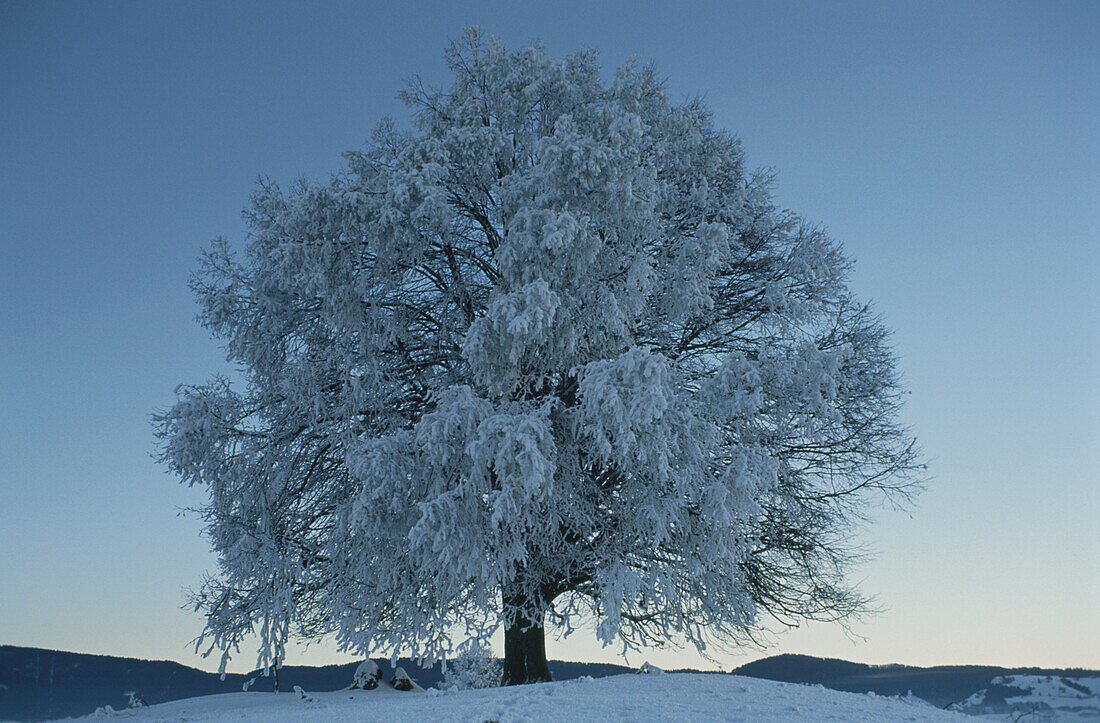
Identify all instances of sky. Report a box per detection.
[1,0,1096,674]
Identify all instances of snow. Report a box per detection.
[350,659,381,689]
[1000,674,1100,704]
[959,674,1100,719]
[77,673,964,722]
[954,673,1100,717]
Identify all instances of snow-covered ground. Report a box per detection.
[79,672,966,722]
[959,674,1100,719]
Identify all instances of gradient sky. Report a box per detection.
[1,0,1096,674]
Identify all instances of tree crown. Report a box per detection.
[156,30,920,673]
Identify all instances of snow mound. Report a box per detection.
[75,672,966,722]
[350,659,382,689]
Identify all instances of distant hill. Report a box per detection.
[730,653,1098,709]
[0,645,631,721]
[2,645,1096,721]
[955,674,1100,718]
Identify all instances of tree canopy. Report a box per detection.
[156,30,920,684]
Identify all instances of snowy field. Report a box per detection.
[79,673,966,722]
[959,674,1100,719]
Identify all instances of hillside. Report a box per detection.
[0,646,629,721]
[72,673,964,722]
[4,645,1097,721]
[731,653,1099,709]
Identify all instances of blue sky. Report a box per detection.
[1,0,1096,672]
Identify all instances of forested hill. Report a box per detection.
[731,653,1097,708]
[2,645,1095,721]
[0,645,631,721]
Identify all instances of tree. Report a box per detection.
[155,30,921,686]
[439,640,502,691]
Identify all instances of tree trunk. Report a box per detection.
[501,587,552,685]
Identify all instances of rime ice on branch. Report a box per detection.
[155,29,921,685]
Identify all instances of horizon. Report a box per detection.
[1,0,1096,675]
[5,642,1098,675]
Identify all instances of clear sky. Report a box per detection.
[1,0,1096,673]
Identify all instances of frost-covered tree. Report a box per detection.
[440,641,502,691]
[155,30,920,685]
